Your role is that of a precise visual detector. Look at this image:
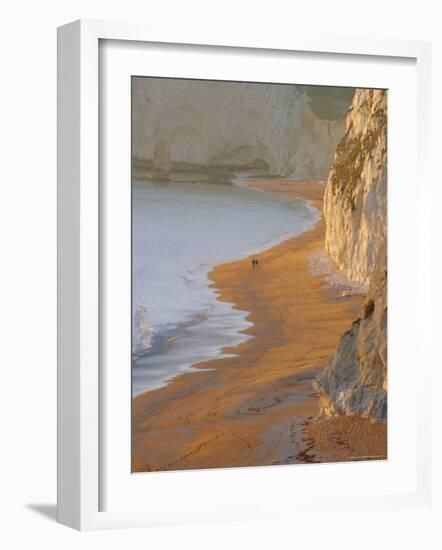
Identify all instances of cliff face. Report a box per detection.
[314,89,387,423]
[132,78,353,180]
[323,90,387,286]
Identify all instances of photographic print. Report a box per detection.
[131,77,387,472]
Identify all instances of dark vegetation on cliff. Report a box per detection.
[330,91,387,210]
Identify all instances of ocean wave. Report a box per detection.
[181,258,213,288]
[132,304,156,356]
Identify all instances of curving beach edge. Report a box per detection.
[132,179,387,472]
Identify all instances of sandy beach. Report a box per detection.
[132,179,387,472]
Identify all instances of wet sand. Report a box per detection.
[132,179,386,472]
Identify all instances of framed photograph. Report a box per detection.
[57,19,432,530]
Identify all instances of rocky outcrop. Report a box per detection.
[132,78,353,180]
[314,89,388,423]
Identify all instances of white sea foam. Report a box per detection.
[132,305,156,356]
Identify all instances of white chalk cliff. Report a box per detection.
[323,90,387,285]
[132,78,353,180]
[314,89,388,422]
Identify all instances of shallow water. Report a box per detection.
[132,179,319,396]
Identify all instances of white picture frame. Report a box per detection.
[57,19,432,531]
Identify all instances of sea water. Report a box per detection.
[132,179,319,395]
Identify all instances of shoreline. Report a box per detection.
[132,180,319,397]
[132,179,386,472]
